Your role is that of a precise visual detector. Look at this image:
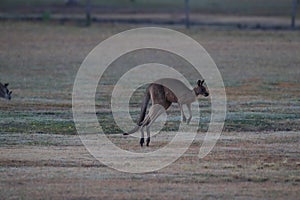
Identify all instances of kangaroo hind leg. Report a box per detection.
[140,126,145,147]
[139,115,151,147]
[179,103,187,123]
[146,126,150,146]
[186,103,192,125]
[143,104,166,146]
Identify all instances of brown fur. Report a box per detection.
[124,78,209,147]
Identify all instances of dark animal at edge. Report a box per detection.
[0,82,12,100]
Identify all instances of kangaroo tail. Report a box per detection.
[123,125,140,135]
[123,89,150,135]
[138,89,150,125]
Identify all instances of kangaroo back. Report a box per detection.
[155,78,194,104]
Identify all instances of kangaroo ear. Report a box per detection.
[9,91,12,95]
[4,83,9,87]
[197,80,201,86]
[201,80,205,85]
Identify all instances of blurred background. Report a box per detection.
[0,0,299,28]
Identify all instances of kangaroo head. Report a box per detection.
[194,80,209,97]
[0,83,12,100]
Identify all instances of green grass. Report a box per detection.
[0,22,300,136]
[0,111,76,134]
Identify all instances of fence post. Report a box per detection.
[185,0,190,29]
[291,0,298,28]
[85,0,91,26]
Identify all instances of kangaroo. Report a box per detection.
[0,82,12,100]
[123,78,209,147]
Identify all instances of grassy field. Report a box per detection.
[0,21,300,199]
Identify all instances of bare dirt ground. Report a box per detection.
[0,132,299,199]
[0,22,299,199]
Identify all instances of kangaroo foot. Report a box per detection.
[146,137,150,146]
[140,138,144,147]
[182,116,187,123]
